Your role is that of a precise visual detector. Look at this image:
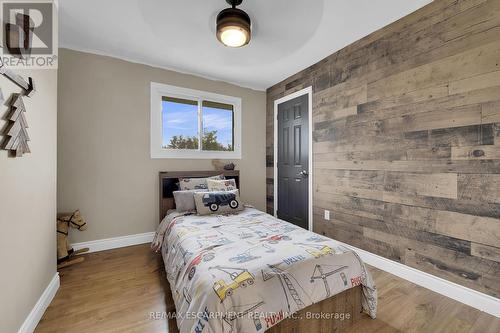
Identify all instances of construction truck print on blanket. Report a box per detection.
[152,208,377,333]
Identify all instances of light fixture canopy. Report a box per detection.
[216,0,251,48]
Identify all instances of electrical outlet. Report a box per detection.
[324,210,330,220]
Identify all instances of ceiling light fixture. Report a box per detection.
[216,0,251,48]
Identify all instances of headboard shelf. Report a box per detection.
[158,170,240,222]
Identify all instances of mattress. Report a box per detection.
[152,207,377,333]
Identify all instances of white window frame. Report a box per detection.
[150,82,242,159]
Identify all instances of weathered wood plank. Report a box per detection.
[458,174,500,203]
[314,84,367,111]
[314,191,385,221]
[406,147,452,160]
[314,148,408,162]
[356,85,500,125]
[425,124,495,147]
[451,145,500,160]
[495,123,500,146]
[482,100,500,124]
[449,70,500,95]
[313,105,358,123]
[316,183,384,202]
[313,124,495,153]
[382,105,482,133]
[358,84,449,115]
[403,250,499,297]
[315,160,500,174]
[435,210,500,247]
[384,172,457,199]
[471,243,500,262]
[381,191,500,219]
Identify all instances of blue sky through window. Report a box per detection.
[162,100,198,148]
[162,100,233,149]
[202,106,233,148]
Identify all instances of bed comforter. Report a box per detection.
[152,207,377,333]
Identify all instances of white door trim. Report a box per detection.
[273,86,313,231]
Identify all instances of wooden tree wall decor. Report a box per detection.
[0,60,36,157]
[4,94,30,156]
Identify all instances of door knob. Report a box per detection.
[298,170,308,177]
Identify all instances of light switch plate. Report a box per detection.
[324,210,330,220]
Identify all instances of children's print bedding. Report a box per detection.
[152,208,377,333]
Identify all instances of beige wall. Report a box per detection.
[0,69,57,332]
[58,48,266,243]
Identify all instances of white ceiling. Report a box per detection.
[59,0,432,91]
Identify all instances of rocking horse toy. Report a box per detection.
[57,210,89,269]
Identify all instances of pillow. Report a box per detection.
[194,190,244,215]
[178,174,225,191]
[207,178,237,192]
[173,190,201,212]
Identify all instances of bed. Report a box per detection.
[154,171,376,333]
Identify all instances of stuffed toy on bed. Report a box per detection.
[57,210,89,269]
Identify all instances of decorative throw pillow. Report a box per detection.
[178,174,225,191]
[207,178,237,192]
[194,190,244,215]
[173,190,201,212]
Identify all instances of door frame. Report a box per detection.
[273,86,313,231]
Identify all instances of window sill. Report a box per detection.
[151,149,242,159]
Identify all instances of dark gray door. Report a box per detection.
[277,93,309,229]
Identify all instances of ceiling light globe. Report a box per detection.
[220,27,248,47]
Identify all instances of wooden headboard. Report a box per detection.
[158,170,240,222]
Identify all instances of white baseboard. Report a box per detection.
[72,232,155,253]
[18,272,60,333]
[336,240,500,318]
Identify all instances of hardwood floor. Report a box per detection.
[35,244,500,333]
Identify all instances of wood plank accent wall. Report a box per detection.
[266,0,500,298]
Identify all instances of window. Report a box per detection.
[151,82,241,159]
